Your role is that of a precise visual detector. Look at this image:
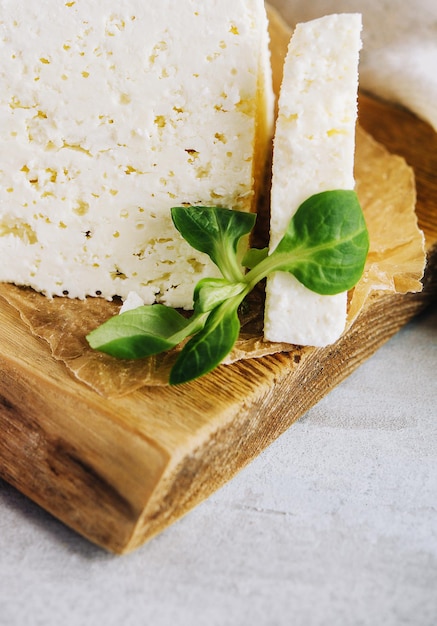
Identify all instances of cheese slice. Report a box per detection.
[264,13,362,346]
[0,0,273,307]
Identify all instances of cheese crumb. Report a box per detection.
[119,291,145,313]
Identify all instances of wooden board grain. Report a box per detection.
[0,92,436,553]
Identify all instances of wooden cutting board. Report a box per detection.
[0,82,436,551]
[0,91,436,554]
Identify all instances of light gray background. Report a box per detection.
[1,303,436,626]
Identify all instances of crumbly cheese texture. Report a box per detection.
[0,0,273,307]
[264,13,362,347]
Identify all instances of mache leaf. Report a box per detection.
[171,206,256,282]
[194,277,246,313]
[242,246,269,269]
[170,301,241,385]
[86,304,195,359]
[259,190,369,294]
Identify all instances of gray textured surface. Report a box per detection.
[1,304,436,626]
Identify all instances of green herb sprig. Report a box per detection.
[86,190,369,385]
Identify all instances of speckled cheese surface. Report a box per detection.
[0,0,272,307]
[264,13,362,347]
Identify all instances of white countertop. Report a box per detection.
[1,302,436,626]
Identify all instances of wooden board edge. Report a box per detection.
[122,248,436,553]
[0,88,436,552]
[0,318,172,552]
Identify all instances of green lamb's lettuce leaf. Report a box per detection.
[193,277,246,313]
[170,299,242,385]
[242,246,269,269]
[87,191,369,385]
[86,304,205,360]
[171,205,256,282]
[244,190,369,295]
[272,190,369,294]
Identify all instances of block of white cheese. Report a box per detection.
[264,13,362,346]
[0,0,273,307]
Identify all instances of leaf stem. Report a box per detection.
[242,250,297,289]
[168,310,209,345]
[215,246,246,283]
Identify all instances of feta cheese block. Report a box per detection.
[264,13,362,346]
[0,0,273,307]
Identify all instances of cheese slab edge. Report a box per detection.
[0,0,273,308]
[264,13,362,347]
